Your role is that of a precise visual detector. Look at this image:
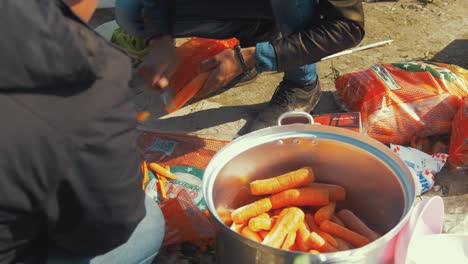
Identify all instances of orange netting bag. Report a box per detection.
[159,189,216,246]
[335,61,468,144]
[448,97,468,169]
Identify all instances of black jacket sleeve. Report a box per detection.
[272,0,365,71]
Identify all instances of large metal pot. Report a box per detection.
[203,112,416,264]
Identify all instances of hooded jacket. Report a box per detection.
[0,1,145,263]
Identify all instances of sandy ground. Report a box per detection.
[90,0,467,262]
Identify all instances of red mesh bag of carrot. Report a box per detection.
[159,189,216,246]
[159,38,240,113]
[335,61,468,144]
[448,97,468,169]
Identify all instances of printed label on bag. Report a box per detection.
[148,138,178,156]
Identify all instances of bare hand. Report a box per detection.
[196,47,256,98]
[138,35,178,92]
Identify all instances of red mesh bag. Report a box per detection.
[449,97,468,169]
[159,189,216,246]
[335,62,468,144]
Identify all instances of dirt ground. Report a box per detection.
[90,0,467,262]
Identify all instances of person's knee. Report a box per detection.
[115,0,145,37]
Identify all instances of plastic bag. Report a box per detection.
[390,144,448,195]
[448,97,468,169]
[335,61,468,145]
[137,130,229,245]
[161,38,240,113]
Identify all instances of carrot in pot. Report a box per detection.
[308,232,338,253]
[216,206,233,226]
[296,222,313,252]
[248,213,272,232]
[316,230,338,248]
[331,214,345,226]
[305,214,338,248]
[308,183,346,201]
[263,207,304,248]
[314,202,336,225]
[309,249,320,254]
[231,198,273,224]
[336,209,380,241]
[320,220,370,248]
[270,187,329,209]
[281,230,297,250]
[148,162,177,180]
[335,237,353,251]
[305,213,318,230]
[241,226,263,243]
[258,230,270,240]
[230,223,245,233]
[250,167,315,195]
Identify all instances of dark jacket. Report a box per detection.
[0,1,145,263]
[123,0,365,71]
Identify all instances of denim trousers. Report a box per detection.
[47,195,165,264]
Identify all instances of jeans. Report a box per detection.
[115,0,318,86]
[47,195,165,264]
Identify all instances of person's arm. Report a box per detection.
[256,0,365,72]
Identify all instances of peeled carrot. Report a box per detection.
[148,162,177,180]
[136,111,150,123]
[308,232,338,253]
[281,230,297,250]
[250,167,315,195]
[314,202,336,225]
[157,177,168,201]
[316,230,338,248]
[258,230,270,240]
[216,206,234,225]
[309,249,320,254]
[141,161,149,190]
[241,226,263,243]
[231,198,273,224]
[296,222,312,251]
[230,223,245,233]
[305,214,338,248]
[165,71,211,113]
[320,220,370,248]
[335,237,353,251]
[305,213,319,230]
[308,183,346,201]
[337,209,380,241]
[270,209,283,216]
[331,214,345,226]
[270,187,329,209]
[248,213,273,232]
[263,207,304,248]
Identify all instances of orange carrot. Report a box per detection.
[141,161,149,190]
[216,206,233,225]
[136,111,150,123]
[296,222,313,252]
[231,198,273,224]
[250,167,315,195]
[335,237,353,251]
[248,213,273,232]
[337,209,380,241]
[320,220,370,248]
[157,177,168,201]
[148,162,177,180]
[230,223,245,233]
[165,71,211,113]
[305,214,338,248]
[263,207,304,248]
[270,187,329,209]
[314,202,336,225]
[331,214,345,226]
[309,249,320,254]
[258,230,270,240]
[308,232,338,253]
[281,230,297,250]
[308,183,346,201]
[270,209,283,216]
[241,226,263,243]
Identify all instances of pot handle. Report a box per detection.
[277,111,315,126]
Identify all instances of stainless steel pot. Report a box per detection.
[203,111,416,264]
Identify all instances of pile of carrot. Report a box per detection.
[141,161,178,200]
[220,167,381,254]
